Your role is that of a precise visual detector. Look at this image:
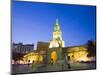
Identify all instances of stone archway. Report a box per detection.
[51,51,57,64]
[47,48,62,64]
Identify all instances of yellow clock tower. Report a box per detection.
[49,19,65,48]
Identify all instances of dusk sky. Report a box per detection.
[12,1,96,49]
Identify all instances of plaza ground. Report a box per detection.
[12,62,96,74]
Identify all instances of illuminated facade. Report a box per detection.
[49,19,65,48]
[23,52,43,64]
[17,19,92,65]
[64,46,89,63]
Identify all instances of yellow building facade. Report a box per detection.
[22,52,43,64]
[67,46,89,63]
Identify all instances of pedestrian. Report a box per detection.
[51,58,53,65]
[66,56,71,69]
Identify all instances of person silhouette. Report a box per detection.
[51,58,53,64]
[67,56,71,69]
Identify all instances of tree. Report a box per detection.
[86,40,96,57]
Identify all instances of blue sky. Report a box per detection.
[12,1,96,49]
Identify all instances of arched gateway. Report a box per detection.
[47,48,62,64]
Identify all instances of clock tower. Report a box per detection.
[47,19,65,64]
[49,19,65,48]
